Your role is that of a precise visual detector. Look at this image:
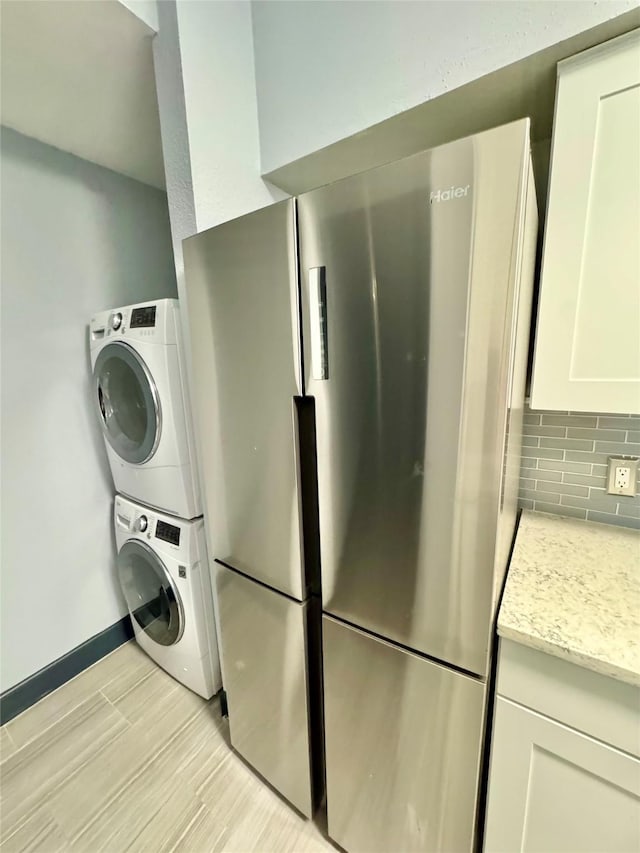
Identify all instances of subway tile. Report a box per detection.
[591,464,608,477]
[598,416,640,430]
[537,458,591,474]
[593,486,640,504]
[618,503,640,519]
[536,480,589,497]
[522,424,566,438]
[561,472,607,488]
[566,428,625,442]
[523,413,541,425]
[533,502,587,520]
[626,431,640,443]
[594,441,640,456]
[540,437,595,451]
[521,446,564,460]
[521,435,540,447]
[541,414,597,428]
[560,492,621,513]
[519,478,536,491]
[586,511,640,530]
[519,488,560,504]
[531,470,563,483]
[517,498,534,510]
[520,458,538,470]
[565,450,610,465]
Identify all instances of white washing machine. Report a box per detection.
[90,299,200,519]
[114,494,221,699]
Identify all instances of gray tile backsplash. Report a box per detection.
[518,407,640,530]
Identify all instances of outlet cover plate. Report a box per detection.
[607,456,638,497]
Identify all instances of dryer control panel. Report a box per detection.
[130,306,157,328]
[156,520,181,547]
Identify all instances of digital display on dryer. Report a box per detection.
[156,520,180,546]
[130,306,156,328]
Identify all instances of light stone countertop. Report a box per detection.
[498,511,640,686]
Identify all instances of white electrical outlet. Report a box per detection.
[607,456,639,498]
[615,466,630,490]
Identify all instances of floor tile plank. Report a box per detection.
[50,679,212,841]
[70,752,203,853]
[157,701,231,793]
[1,807,69,853]
[2,652,335,853]
[0,693,129,839]
[6,642,153,750]
[1,724,17,762]
[110,664,203,727]
[124,793,212,853]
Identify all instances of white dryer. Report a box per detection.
[90,299,200,519]
[114,494,221,699]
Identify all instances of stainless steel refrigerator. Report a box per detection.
[183,118,538,851]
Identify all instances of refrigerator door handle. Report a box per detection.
[308,267,328,380]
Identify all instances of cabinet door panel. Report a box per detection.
[531,30,640,414]
[484,697,640,853]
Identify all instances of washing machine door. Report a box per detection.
[93,341,161,464]
[117,540,184,646]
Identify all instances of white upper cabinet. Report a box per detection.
[531,30,640,414]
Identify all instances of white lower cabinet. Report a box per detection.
[484,696,640,853]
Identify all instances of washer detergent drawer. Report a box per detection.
[215,563,314,817]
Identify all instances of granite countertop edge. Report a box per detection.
[498,623,640,687]
[497,510,640,689]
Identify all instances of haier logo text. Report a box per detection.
[430,185,471,203]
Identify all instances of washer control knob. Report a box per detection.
[136,515,148,533]
[111,312,123,330]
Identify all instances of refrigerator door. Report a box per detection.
[215,563,315,818]
[323,615,485,853]
[298,120,532,674]
[184,201,306,600]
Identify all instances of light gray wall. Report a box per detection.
[174,0,285,233]
[252,0,637,174]
[0,127,177,692]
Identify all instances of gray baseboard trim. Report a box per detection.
[0,616,134,726]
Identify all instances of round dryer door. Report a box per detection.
[117,540,184,646]
[93,341,161,464]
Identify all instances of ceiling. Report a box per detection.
[0,0,165,189]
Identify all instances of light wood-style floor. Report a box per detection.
[0,642,334,853]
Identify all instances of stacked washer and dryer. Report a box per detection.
[89,300,221,699]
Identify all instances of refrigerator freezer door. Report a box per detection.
[215,563,315,818]
[298,120,533,675]
[184,200,306,600]
[323,615,485,853]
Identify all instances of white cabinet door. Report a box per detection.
[531,30,640,414]
[484,697,640,853]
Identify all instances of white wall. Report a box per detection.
[152,0,196,316]
[153,0,284,341]
[118,0,158,33]
[152,0,283,689]
[252,0,638,173]
[174,0,285,233]
[0,127,177,692]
